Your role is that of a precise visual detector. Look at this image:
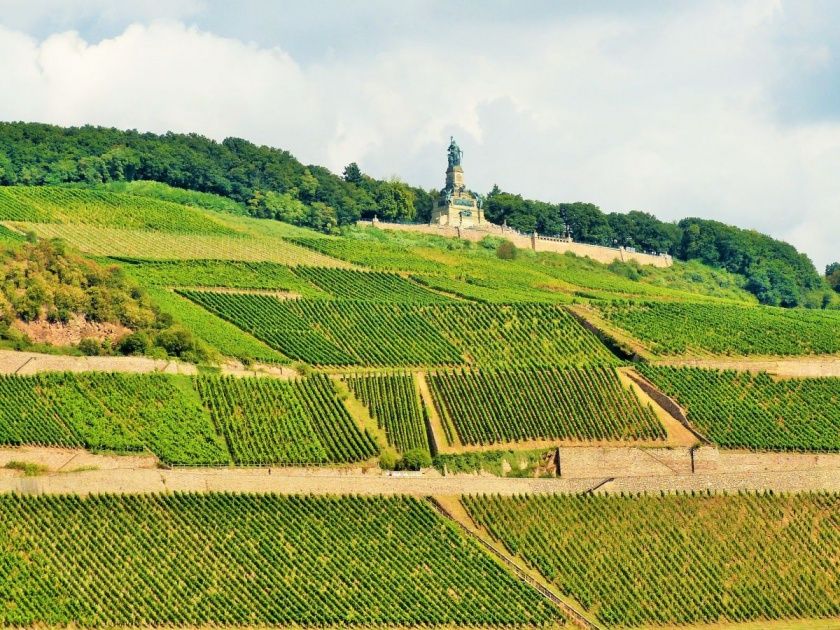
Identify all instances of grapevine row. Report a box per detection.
[344,372,430,453]
[427,367,665,445]
[639,365,840,451]
[0,493,562,626]
[464,492,840,627]
[293,266,451,303]
[598,301,840,356]
[0,186,235,235]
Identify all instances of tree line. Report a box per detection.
[0,122,830,307]
[485,189,827,308]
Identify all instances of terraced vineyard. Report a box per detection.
[0,493,562,626]
[123,259,327,296]
[293,266,451,303]
[464,492,840,628]
[597,301,840,356]
[413,273,571,304]
[145,288,288,364]
[290,235,444,274]
[0,224,23,243]
[196,375,378,465]
[427,367,665,445]
[8,223,346,266]
[423,303,618,368]
[0,186,235,234]
[0,373,228,465]
[344,373,430,453]
[180,292,464,366]
[639,365,840,451]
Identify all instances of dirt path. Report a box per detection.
[656,355,840,378]
[1,447,836,496]
[617,367,698,447]
[0,349,198,375]
[0,447,158,475]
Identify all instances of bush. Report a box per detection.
[496,240,517,260]
[398,448,432,471]
[378,447,399,471]
[118,331,150,356]
[155,326,198,358]
[78,338,102,356]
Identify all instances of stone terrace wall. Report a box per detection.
[357,220,673,268]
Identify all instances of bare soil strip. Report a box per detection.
[656,355,840,378]
[0,447,836,496]
[0,349,198,375]
[617,367,699,447]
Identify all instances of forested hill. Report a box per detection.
[0,121,828,307]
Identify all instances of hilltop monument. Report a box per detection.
[431,137,486,227]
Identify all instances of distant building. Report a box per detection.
[430,137,486,227]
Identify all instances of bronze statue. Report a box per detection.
[447,136,462,168]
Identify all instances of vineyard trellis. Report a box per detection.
[292,266,452,303]
[196,374,379,465]
[180,292,618,368]
[639,365,840,451]
[343,372,430,453]
[0,373,229,465]
[179,292,464,366]
[0,186,236,235]
[597,301,840,356]
[8,222,344,266]
[427,367,665,445]
[0,493,563,626]
[463,492,840,627]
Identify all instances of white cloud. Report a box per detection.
[0,2,838,269]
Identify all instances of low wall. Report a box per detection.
[357,220,673,268]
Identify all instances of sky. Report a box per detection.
[0,0,838,269]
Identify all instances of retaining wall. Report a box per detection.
[357,220,673,268]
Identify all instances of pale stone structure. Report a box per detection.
[361,136,674,268]
[430,137,486,227]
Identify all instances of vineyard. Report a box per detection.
[0,373,383,466]
[464,492,840,627]
[427,367,665,445]
[7,223,346,266]
[144,288,288,364]
[0,224,23,243]
[422,303,619,368]
[290,235,445,274]
[0,186,236,234]
[412,273,571,304]
[292,266,451,303]
[344,373,430,453]
[123,259,328,296]
[180,292,464,366]
[639,365,840,451]
[0,493,562,626]
[597,301,840,356]
[0,373,228,465]
[196,375,378,465]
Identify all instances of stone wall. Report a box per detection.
[357,219,673,268]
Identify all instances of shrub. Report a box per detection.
[496,240,517,260]
[379,447,399,471]
[398,448,432,471]
[78,338,102,356]
[118,331,150,356]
